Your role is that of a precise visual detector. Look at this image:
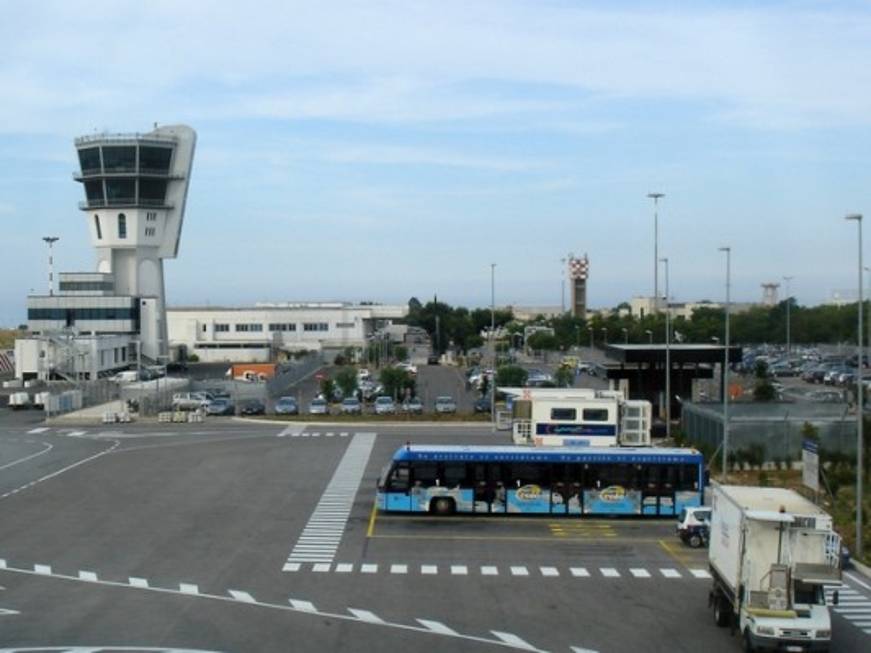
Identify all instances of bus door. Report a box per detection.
[550,464,580,515]
[384,462,411,511]
[658,465,677,516]
[473,463,505,513]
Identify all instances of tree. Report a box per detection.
[496,365,528,387]
[334,367,358,398]
[554,365,574,388]
[753,379,777,401]
[380,367,414,400]
[526,331,559,352]
[394,345,408,361]
[319,377,336,401]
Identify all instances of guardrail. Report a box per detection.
[78,197,173,209]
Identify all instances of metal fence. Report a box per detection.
[681,401,857,460]
[266,354,323,398]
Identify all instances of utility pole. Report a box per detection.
[845,213,864,559]
[783,275,794,356]
[491,263,496,431]
[660,257,671,439]
[647,193,664,313]
[560,257,566,313]
[719,246,732,480]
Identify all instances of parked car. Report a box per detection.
[403,397,423,414]
[206,398,235,416]
[474,395,492,413]
[374,396,396,415]
[308,398,329,415]
[340,397,362,414]
[172,391,213,411]
[676,506,712,548]
[274,396,299,415]
[435,395,457,414]
[239,399,265,416]
[427,354,440,365]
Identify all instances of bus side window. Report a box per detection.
[389,464,410,492]
[661,465,676,492]
[680,464,699,491]
[412,462,438,487]
[443,462,468,487]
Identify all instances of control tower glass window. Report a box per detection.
[84,180,103,201]
[118,213,127,239]
[106,179,135,203]
[102,146,136,172]
[139,179,167,202]
[78,147,101,173]
[139,146,172,173]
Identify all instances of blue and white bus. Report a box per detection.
[377,445,704,517]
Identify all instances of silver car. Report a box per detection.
[374,396,396,415]
[308,398,329,415]
[435,396,457,414]
[341,397,362,414]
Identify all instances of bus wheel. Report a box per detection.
[431,498,455,516]
[742,630,755,653]
[714,595,731,628]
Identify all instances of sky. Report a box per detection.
[1,0,871,326]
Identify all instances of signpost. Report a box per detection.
[802,439,819,500]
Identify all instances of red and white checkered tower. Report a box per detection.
[568,254,589,319]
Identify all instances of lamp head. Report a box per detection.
[845,213,863,222]
[647,192,664,200]
[718,246,730,253]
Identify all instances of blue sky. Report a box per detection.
[2,0,871,325]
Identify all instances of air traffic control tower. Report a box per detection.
[73,124,197,359]
[16,124,196,381]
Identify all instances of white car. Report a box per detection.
[172,391,213,411]
[374,396,396,415]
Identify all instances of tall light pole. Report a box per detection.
[490,263,496,430]
[560,257,566,313]
[719,246,732,480]
[42,236,59,296]
[783,275,794,356]
[660,257,671,438]
[648,193,665,313]
[846,213,864,559]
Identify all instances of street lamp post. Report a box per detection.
[719,246,732,480]
[783,275,794,356]
[648,193,665,313]
[660,257,671,439]
[490,263,496,431]
[846,213,864,559]
[560,257,566,314]
[42,236,59,296]
[621,327,629,344]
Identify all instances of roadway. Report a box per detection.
[1,415,869,652]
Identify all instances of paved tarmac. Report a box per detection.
[1,414,869,652]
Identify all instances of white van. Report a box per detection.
[113,371,139,383]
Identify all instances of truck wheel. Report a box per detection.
[742,630,755,653]
[431,498,455,516]
[689,533,703,548]
[713,595,731,628]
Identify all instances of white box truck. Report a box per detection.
[708,485,842,652]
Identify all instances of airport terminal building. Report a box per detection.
[167,302,407,362]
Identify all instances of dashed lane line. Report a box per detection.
[0,560,554,652]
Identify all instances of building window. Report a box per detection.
[235,323,264,332]
[303,322,329,332]
[145,227,156,237]
[268,323,297,332]
[94,215,102,239]
[118,213,127,239]
[335,322,355,328]
[214,323,230,332]
[146,212,157,222]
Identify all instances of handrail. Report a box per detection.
[75,132,177,145]
[73,167,178,179]
[78,198,173,209]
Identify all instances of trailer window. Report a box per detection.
[550,408,576,421]
[582,408,609,421]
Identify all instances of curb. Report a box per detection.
[851,557,871,580]
[231,417,499,429]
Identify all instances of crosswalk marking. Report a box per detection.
[27,427,50,434]
[661,568,681,578]
[229,590,257,603]
[289,599,317,612]
[129,577,149,588]
[34,564,51,575]
[283,563,301,572]
[417,619,458,635]
[349,608,384,623]
[391,564,408,574]
[570,567,590,577]
[540,566,559,577]
[421,565,438,575]
[481,566,499,576]
[335,563,353,573]
[284,433,376,567]
[78,570,98,582]
[630,568,651,578]
[451,565,468,575]
[179,583,199,594]
[361,563,378,573]
[511,566,529,576]
[689,568,711,579]
[601,568,620,577]
[313,563,331,572]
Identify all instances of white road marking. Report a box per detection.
[340,432,349,437]
[0,559,5,569]
[349,608,384,623]
[481,566,498,575]
[0,439,120,502]
[335,563,353,573]
[417,619,459,636]
[689,569,711,579]
[361,564,378,573]
[229,590,256,603]
[391,564,408,574]
[451,565,468,575]
[179,583,199,595]
[421,565,437,575]
[0,607,20,616]
[570,567,590,577]
[326,432,334,437]
[0,442,53,471]
[282,563,301,572]
[492,631,537,650]
[34,564,51,575]
[570,647,600,653]
[540,567,559,577]
[129,577,149,588]
[630,568,651,578]
[27,427,49,434]
[846,571,871,591]
[660,568,681,578]
[312,564,331,572]
[511,566,529,576]
[67,431,87,437]
[289,599,318,612]
[284,433,376,567]
[600,568,620,577]
[78,571,98,581]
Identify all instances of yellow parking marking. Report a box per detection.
[370,533,668,544]
[548,523,617,538]
[658,538,703,569]
[366,502,379,538]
